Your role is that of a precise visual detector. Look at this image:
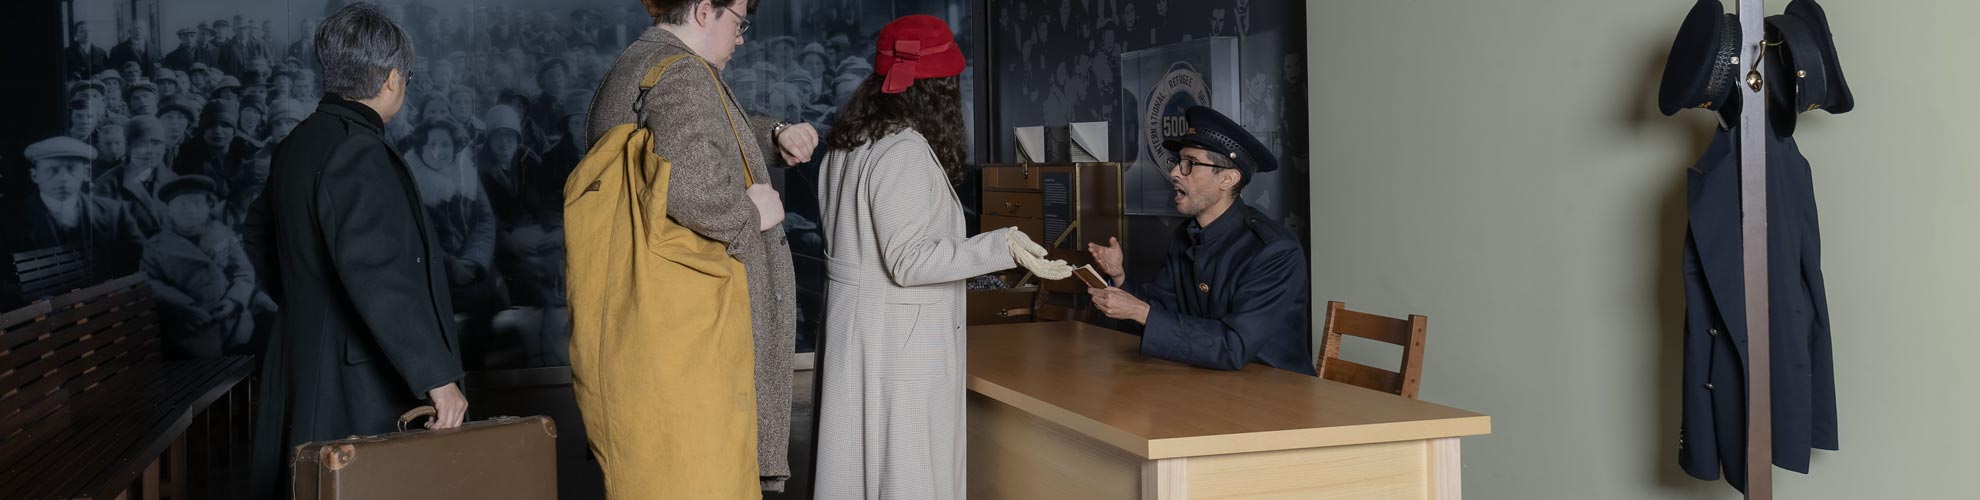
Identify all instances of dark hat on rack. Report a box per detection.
[1760,0,1852,136]
[1788,0,1851,114]
[1162,106,1278,183]
[1659,0,1741,116]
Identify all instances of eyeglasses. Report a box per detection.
[1173,156,1231,176]
[724,6,751,35]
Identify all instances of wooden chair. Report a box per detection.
[1316,301,1429,399]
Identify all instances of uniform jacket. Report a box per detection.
[1679,125,1838,492]
[1127,200,1315,376]
[584,26,798,491]
[242,98,465,498]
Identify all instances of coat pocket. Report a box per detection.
[343,333,375,365]
[878,300,953,381]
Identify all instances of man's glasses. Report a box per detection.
[1174,157,1231,176]
[724,6,752,35]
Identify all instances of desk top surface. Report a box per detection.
[967,322,1491,459]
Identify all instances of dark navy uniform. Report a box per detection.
[1679,124,1838,492]
[1662,1,1843,492]
[1127,200,1313,375]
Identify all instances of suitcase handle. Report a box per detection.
[397,406,439,432]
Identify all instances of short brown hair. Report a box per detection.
[642,0,758,24]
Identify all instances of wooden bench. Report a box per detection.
[0,274,256,500]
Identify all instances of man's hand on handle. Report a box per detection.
[426,383,468,430]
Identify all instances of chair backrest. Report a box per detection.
[0,274,160,452]
[1030,250,1094,323]
[1316,301,1428,399]
[12,245,93,303]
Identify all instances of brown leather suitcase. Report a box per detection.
[291,407,558,499]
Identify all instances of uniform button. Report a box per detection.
[416,257,424,263]
[1197,283,1210,293]
[1708,328,1718,336]
[1704,383,1715,390]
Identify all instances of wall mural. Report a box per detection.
[989,0,1308,271]
[10,0,970,369]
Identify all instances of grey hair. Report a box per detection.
[315,3,414,100]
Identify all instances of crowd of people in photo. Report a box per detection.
[18,0,916,366]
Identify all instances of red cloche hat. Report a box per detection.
[874,15,965,94]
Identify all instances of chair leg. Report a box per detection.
[140,458,161,500]
[164,435,187,500]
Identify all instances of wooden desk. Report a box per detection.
[966,322,1491,500]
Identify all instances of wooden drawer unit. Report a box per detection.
[966,288,1038,326]
[973,163,1125,252]
[983,164,1043,191]
[982,191,1042,219]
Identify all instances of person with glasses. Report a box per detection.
[1086,105,1317,376]
[242,4,470,498]
[577,0,821,497]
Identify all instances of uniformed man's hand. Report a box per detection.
[1086,237,1126,285]
[1089,287,1149,324]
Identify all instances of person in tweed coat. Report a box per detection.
[583,0,820,493]
[812,16,1070,500]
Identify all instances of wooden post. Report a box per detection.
[1735,0,1772,498]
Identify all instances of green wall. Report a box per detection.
[1307,0,1980,497]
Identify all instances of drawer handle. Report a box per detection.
[999,308,1032,318]
[1003,202,1021,212]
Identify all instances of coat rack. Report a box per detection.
[1735,0,1773,498]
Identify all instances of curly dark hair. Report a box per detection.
[826,75,967,180]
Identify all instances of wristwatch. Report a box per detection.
[771,121,792,143]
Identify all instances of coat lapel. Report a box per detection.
[1687,128,1749,365]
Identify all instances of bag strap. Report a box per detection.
[688,58,756,186]
[634,54,693,118]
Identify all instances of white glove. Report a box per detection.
[1005,229,1073,280]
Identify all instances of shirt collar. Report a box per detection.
[320,93,385,131]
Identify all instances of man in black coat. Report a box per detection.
[163,27,200,74]
[108,21,157,75]
[67,22,109,82]
[1087,106,1314,376]
[1678,123,1839,492]
[242,4,467,498]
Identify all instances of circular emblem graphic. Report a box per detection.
[1143,62,1210,169]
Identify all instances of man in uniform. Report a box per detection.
[1087,105,1314,375]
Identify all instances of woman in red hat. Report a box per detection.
[813,15,1071,500]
